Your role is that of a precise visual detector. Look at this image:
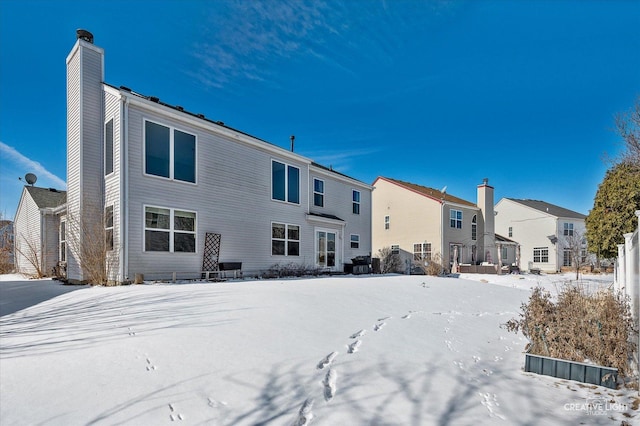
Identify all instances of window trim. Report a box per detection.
[105,118,114,176]
[271,222,301,256]
[450,209,463,229]
[350,234,360,249]
[143,119,197,185]
[533,247,549,263]
[352,189,361,215]
[271,159,301,204]
[413,242,432,261]
[563,222,574,236]
[313,178,324,207]
[143,205,197,253]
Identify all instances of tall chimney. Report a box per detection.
[477,178,495,263]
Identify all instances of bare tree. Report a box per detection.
[0,214,13,274]
[66,203,119,285]
[561,229,589,280]
[377,247,402,274]
[14,232,44,278]
[616,95,640,166]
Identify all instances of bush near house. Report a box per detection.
[505,284,636,377]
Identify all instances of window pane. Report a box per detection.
[287,166,300,204]
[60,241,66,262]
[327,252,335,267]
[174,130,196,183]
[174,210,195,231]
[146,230,169,251]
[60,221,66,240]
[174,233,195,252]
[105,119,114,175]
[353,203,360,215]
[353,190,360,202]
[146,207,170,229]
[272,161,285,201]
[272,223,285,239]
[314,193,324,207]
[414,243,421,252]
[272,240,285,255]
[288,225,299,241]
[288,241,300,256]
[314,179,323,193]
[105,205,114,227]
[106,229,114,251]
[145,121,170,178]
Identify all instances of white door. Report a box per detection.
[316,230,337,269]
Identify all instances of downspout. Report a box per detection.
[121,96,130,282]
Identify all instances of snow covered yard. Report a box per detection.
[0,273,636,425]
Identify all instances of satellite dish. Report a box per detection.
[441,186,447,194]
[25,173,37,185]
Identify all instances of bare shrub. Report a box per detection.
[264,263,322,278]
[421,252,446,276]
[0,246,13,274]
[377,247,401,274]
[14,232,44,278]
[506,284,636,376]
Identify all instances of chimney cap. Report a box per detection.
[482,178,489,185]
[76,29,94,44]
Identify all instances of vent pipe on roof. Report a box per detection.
[290,135,295,152]
[76,29,94,44]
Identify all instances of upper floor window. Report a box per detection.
[272,160,300,204]
[350,234,360,249]
[313,178,324,207]
[352,190,361,215]
[450,209,462,229]
[563,223,574,236]
[508,226,513,238]
[105,119,114,175]
[471,215,477,240]
[272,222,300,256]
[384,215,390,230]
[145,120,196,183]
[144,206,196,252]
[105,205,114,251]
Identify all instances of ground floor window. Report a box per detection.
[413,243,432,261]
[502,246,508,260]
[59,220,66,262]
[272,223,300,256]
[350,234,360,249]
[105,205,114,251]
[533,247,549,263]
[145,206,196,252]
[391,244,400,255]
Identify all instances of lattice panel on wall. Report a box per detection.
[202,232,222,271]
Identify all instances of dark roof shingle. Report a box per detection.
[506,198,586,219]
[380,177,477,207]
[26,186,67,209]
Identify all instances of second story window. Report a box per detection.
[313,178,324,207]
[563,223,574,236]
[384,215,390,230]
[471,215,477,240]
[352,190,360,215]
[105,205,114,251]
[508,226,513,237]
[145,120,196,183]
[450,209,462,229]
[272,160,300,204]
[105,119,114,175]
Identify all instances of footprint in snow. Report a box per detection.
[146,358,157,371]
[374,322,386,331]
[348,340,362,354]
[323,369,337,401]
[207,398,228,409]
[128,327,136,336]
[294,398,314,426]
[350,329,366,339]
[401,313,411,319]
[479,393,505,420]
[317,352,338,369]
[168,403,184,421]
[377,316,391,321]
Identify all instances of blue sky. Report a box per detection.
[1,0,639,219]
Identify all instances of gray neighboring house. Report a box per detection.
[60,29,372,283]
[13,186,67,277]
[495,198,587,273]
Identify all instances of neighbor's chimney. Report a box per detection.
[76,29,94,44]
[290,135,295,152]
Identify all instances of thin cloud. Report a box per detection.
[0,141,66,189]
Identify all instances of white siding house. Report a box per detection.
[13,186,66,277]
[62,30,372,283]
[494,198,587,273]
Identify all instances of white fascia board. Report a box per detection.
[310,165,373,190]
[124,93,312,165]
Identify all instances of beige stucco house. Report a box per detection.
[372,177,518,273]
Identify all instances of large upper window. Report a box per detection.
[272,160,300,204]
[352,190,361,215]
[145,120,196,183]
[533,247,549,263]
[144,206,196,252]
[471,215,477,240]
[272,223,300,256]
[450,209,463,229]
[105,119,114,175]
[313,178,324,207]
[563,223,574,236]
[105,205,114,251]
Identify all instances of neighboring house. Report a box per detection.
[494,198,587,273]
[59,30,371,283]
[0,219,15,272]
[372,177,518,273]
[13,186,66,277]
